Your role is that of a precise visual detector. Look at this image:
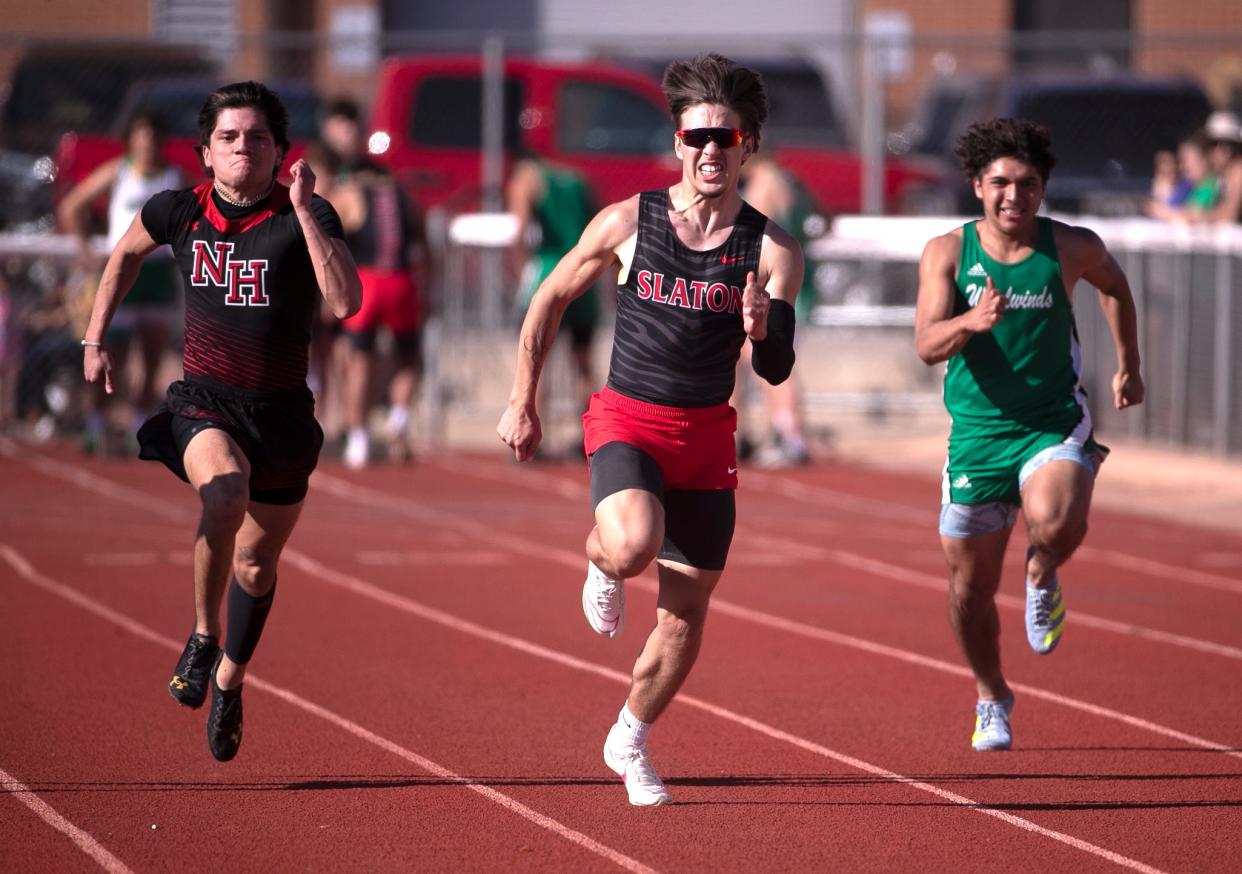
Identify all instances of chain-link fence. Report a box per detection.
[1,28,1240,456]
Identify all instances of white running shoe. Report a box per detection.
[604,723,671,806]
[582,561,624,638]
[344,429,369,470]
[971,695,1014,751]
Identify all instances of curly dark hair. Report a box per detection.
[954,117,1056,184]
[196,81,290,179]
[662,54,768,149]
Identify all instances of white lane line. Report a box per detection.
[0,546,659,874]
[276,549,1170,874]
[1077,546,1242,597]
[393,462,1242,661]
[7,544,1172,874]
[18,444,1236,661]
[747,470,932,524]
[0,766,133,874]
[817,544,1242,662]
[496,454,1241,597]
[311,473,1242,759]
[7,449,1237,761]
[0,455,1197,871]
[746,470,1242,597]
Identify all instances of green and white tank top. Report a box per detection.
[944,217,1088,434]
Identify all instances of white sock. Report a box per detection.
[616,703,651,748]
[386,405,409,435]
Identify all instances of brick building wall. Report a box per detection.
[1134,0,1242,106]
[859,0,1241,123]
[0,0,153,81]
[856,0,1012,123]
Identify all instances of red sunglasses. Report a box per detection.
[676,127,747,149]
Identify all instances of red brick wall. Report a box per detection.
[860,0,1241,123]
[0,1,153,82]
[1134,0,1242,105]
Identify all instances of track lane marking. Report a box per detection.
[0,546,659,874]
[2,545,1171,874]
[284,550,1174,873]
[426,458,1242,658]
[7,448,1235,870]
[429,454,1242,597]
[6,446,1234,758]
[308,473,1242,758]
[0,765,133,873]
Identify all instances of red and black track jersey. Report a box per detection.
[142,183,343,393]
[605,189,767,408]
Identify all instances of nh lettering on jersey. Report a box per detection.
[965,282,1053,311]
[635,270,743,313]
[190,240,271,307]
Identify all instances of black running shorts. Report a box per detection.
[138,377,324,505]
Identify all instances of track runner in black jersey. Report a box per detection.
[82,81,362,762]
[498,54,804,807]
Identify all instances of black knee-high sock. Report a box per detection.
[224,576,277,665]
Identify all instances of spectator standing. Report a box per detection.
[1204,110,1242,224]
[59,111,183,452]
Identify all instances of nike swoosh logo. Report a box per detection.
[727,467,737,474]
[721,254,744,265]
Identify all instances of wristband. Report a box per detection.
[80,340,103,348]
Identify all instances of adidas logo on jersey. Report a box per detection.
[953,474,972,489]
[967,263,988,278]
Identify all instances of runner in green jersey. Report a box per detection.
[915,118,1144,752]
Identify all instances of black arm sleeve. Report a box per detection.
[750,298,796,385]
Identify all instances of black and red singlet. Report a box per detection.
[605,189,767,408]
[142,182,343,393]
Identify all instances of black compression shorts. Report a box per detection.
[589,441,735,571]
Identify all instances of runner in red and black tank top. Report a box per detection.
[497,56,806,808]
[142,181,343,393]
[608,189,767,408]
[81,81,363,765]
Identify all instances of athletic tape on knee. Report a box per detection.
[224,576,277,665]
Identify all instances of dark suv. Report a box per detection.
[895,74,1213,215]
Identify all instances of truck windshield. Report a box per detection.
[556,81,671,155]
[410,76,524,150]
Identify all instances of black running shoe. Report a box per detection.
[169,632,220,709]
[206,653,243,762]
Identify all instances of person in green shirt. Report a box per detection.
[914,118,1144,752]
[507,156,601,457]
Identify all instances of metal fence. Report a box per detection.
[3,217,1240,456]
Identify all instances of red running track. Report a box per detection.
[1,437,1240,873]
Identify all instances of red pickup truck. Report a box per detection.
[366,54,945,217]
